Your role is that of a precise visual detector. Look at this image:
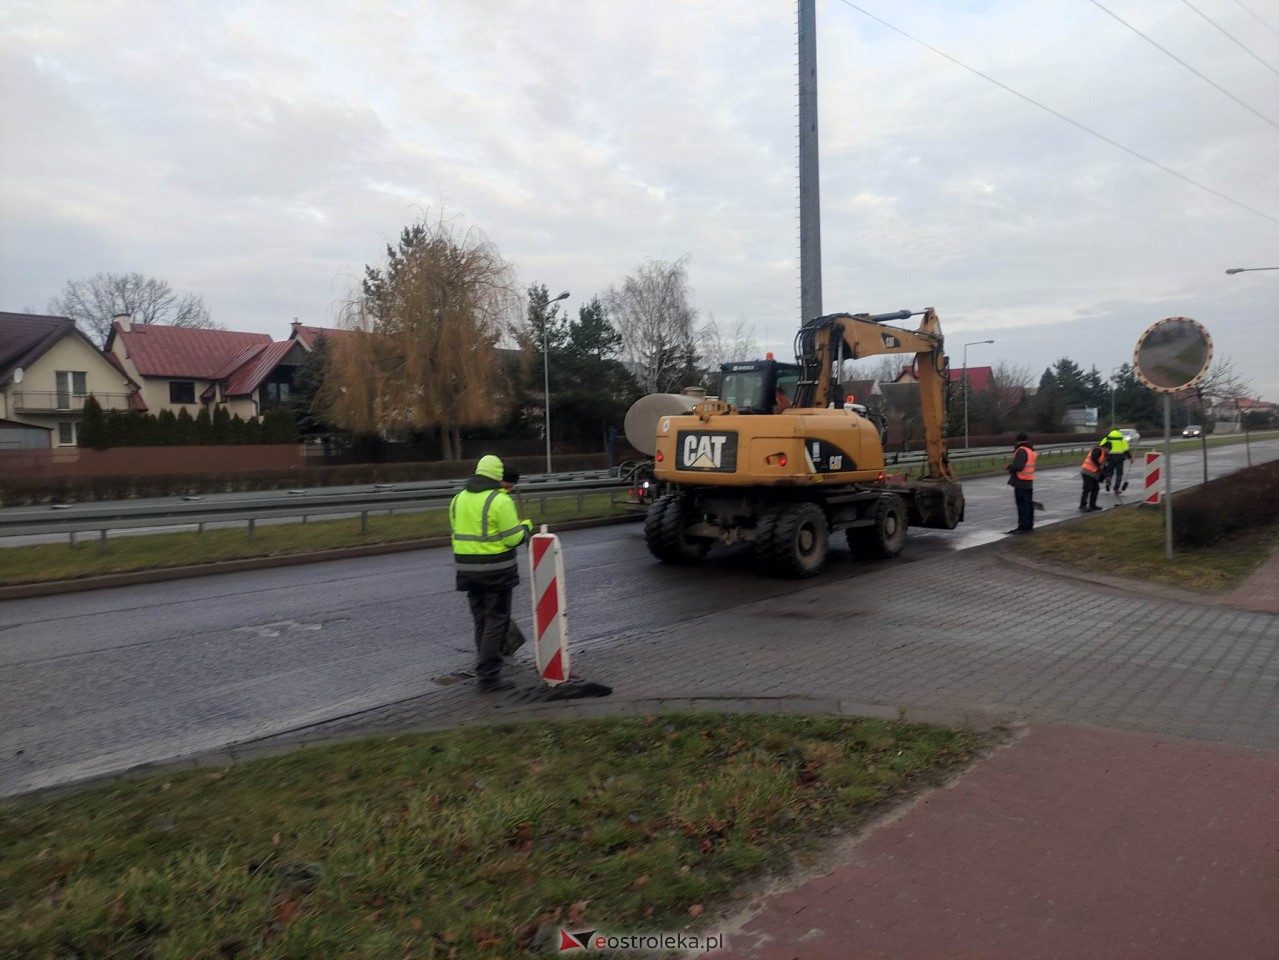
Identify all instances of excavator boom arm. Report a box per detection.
[794,308,952,480]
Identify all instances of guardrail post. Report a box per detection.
[69,531,76,548]
[577,493,584,511]
[361,510,369,533]
[100,529,108,550]
[248,518,256,541]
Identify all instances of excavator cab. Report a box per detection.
[719,359,801,414]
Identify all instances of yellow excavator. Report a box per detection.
[626,308,963,577]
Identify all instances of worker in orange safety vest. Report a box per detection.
[1079,444,1106,512]
[1005,433,1038,534]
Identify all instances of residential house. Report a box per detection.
[105,314,307,420]
[1208,395,1276,434]
[288,321,348,350]
[0,311,140,449]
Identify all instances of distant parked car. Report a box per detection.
[1182,424,1203,438]
[1118,428,1141,444]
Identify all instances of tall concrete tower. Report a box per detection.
[798,0,822,325]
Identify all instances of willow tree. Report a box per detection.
[319,216,519,460]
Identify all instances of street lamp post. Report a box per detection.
[963,340,995,449]
[1225,267,1279,274]
[543,290,570,473]
[1109,365,1123,429]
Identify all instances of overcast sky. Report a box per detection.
[2,0,1277,403]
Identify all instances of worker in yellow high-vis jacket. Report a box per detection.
[449,455,533,692]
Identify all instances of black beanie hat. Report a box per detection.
[502,466,520,484]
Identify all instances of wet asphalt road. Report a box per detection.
[1,439,1275,796]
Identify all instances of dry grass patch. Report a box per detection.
[1013,505,1277,594]
[1,713,986,959]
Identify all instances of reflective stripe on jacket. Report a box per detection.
[450,487,531,572]
[1015,446,1037,482]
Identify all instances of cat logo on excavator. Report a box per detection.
[677,431,737,471]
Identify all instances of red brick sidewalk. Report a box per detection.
[706,725,1279,960]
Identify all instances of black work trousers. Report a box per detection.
[467,587,513,683]
[1013,485,1034,531]
[1080,474,1100,509]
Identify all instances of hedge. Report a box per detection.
[1172,459,1279,548]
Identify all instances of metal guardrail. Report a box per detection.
[0,475,629,544]
[0,446,1096,542]
[6,435,1263,544]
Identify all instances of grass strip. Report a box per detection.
[1,713,985,958]
[1012,504,1278,593]
[0,494,636,586]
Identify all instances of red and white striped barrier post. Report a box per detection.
[529,525,570,686]
[1143,452,1162,504]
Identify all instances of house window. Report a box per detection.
[264,381,291,405]
[170,381,196,404]
[56,371,87,409]
[57,421,79,446]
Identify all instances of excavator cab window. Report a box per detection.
[720,360,801,414]
[720,365,770,413]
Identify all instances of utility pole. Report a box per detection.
[798,0,822,325]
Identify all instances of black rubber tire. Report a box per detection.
[644,494,710,564]
[860,494,908,559]
[941,490,963,530]
[766,502,828,578]
[752,506,784,565]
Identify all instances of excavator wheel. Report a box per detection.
[752,506,784,565]
[847,494,908,559]
[644,494,711,565]
[761,502,828,578]
[941,490,964,529]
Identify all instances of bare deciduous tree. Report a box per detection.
[317,215,519,460]
[988,361,1034,391]
[49,272,216,346]
[606,256,699,394]
[1182,357,1253,481]
[696,314,758,380]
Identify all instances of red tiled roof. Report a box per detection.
[209,343,271,382]
[291,324,349,349]
[109,321,271,378]
[949,366,993,392]
[224,340,297,397]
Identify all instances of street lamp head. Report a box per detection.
[1225,268,1245,274]
[1226,267,1278,274]
[551,290,570,302]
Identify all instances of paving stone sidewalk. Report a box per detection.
[261,543,1279,754]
